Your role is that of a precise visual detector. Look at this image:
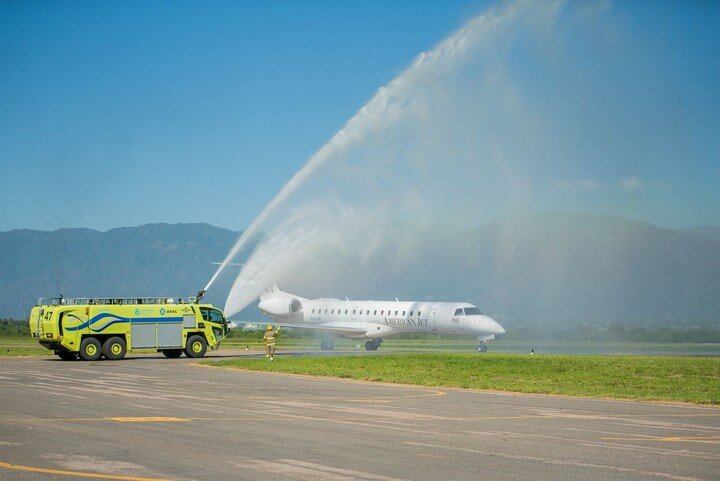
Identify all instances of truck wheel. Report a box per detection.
[185,335,207,358]
[102,337,126,360]
[161,349,182,358]
[79,337,102,361]
[57,350,78,361]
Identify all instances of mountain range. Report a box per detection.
[1,213,719,325]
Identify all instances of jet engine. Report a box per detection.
[258,297,303,318]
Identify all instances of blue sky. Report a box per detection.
[1,0,718,231]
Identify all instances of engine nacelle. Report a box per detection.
[258,297,303,318]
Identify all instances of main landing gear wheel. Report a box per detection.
[161,349,182,358]
[476,343,488,353]
[79,337,102,361]
[365,339,381,351]
[320,339,335,350]
[185,335,207,358]
[102,336,127,360]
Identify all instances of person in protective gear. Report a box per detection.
[263,325,278,360]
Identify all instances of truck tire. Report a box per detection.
[102,337,126,360]
[185,335,207,358]
[57,350,78,361]
[79,337,102,361]
[161,349,182,358]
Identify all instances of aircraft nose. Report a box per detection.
[480,316,505,336]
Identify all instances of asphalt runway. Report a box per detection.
[0,353,718,481]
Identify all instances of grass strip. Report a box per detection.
[204,353,720,405]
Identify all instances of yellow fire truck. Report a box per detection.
[29,296,228,361]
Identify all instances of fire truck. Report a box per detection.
[29,296,228,361]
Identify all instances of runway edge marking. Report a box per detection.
[0,460,170,481]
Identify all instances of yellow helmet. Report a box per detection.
[266,325,273,331]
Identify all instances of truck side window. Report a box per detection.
[207,309,224,323]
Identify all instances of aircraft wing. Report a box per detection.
[268,320,368,335]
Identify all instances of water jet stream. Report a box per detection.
[205,0,545,301]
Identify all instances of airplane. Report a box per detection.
[257,285,505,352]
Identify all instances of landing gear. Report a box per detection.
[476,342,488,353]
[320,339,335,350]
[365,339,382,351]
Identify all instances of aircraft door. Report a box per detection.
[430,309,438,332]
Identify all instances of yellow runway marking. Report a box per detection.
[0,460,170,481]
[346,399,394,403]
[642,413,720,417]
[603,435,720,445]
[105,417,189,423]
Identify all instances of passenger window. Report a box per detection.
[331,309,334,314]
[402,311,406,316]
[373,310,377,315]
[366,310,370,315]
[345,309,348,314]
[381,310,384,315]
[410,311,413,316]
[394,311,398,315]
[418,311,421,317]
[454,308,463,316]
[352,310,356,314]
[324,309,328,314]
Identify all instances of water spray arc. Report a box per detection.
[204,1,540,302]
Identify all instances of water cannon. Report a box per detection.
[196,289,206,302]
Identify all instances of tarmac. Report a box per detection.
[0,351,718,481]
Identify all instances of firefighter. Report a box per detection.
[263,324,278,360]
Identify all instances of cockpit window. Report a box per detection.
[463,307,482,316]
[454,308,463,316]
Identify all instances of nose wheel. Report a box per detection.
[320,338,335,350]
[476,342,488,353]
[365,339,382,351]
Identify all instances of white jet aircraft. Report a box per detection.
[257,285,505,352]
